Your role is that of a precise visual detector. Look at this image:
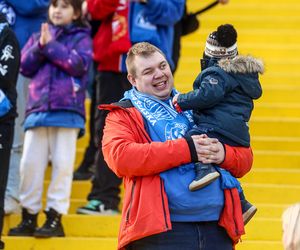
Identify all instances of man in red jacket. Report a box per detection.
[100,42,252,250]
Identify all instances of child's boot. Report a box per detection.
[8,208,38,236]
[240,192,257,225]
[189,163,220,191]
[34,208,65,237]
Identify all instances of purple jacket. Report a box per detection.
[20,24,92,119]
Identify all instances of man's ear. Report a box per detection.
[127,74,136,86]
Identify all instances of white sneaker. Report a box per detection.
[4,196,21,214]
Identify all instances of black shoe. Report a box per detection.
[8,208,38,236]
[241,199,257,225]
[189,163,220,191]
[0,240,4,249]
[34,208,65,238]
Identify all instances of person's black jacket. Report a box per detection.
[0,13,20,123]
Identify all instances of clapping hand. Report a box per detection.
[40,23,52,46]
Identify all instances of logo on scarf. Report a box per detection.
[165,122,188,140]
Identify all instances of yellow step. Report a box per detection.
[250,118,300,137]
[3,215,121,237]
[1,238,283,250]
[243,183,300,205]
[4,216,282,241]
[254,150,300,168]
[252,136,300,151]
[236,240,283,250]
[243,218,282,241]
[242,168,300,185]
[2,237,117,250]
[253,203,288,219]
[253,104,300,118]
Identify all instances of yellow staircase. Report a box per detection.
[3,0,300,249]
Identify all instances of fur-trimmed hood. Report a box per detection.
[217,55,263,100]
[218,55,264,74]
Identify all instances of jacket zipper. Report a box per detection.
[125,178,136,225]
[160,178,169,230]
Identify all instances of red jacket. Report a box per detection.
[101,102,253,249]
[87,0,131,72]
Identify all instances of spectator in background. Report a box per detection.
[0,12,20,249]
[8,0,92,237]
[172,0,230,73]
[2,0,50,215]
[72,18,101,181]
[76,0,185,215]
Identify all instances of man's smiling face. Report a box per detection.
[128,51,174,100]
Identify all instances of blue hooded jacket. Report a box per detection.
[6,0,49,48]
[177,55,264,147]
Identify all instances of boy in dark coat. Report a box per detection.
[173,24,263,225]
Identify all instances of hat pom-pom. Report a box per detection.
[216,24,237,48]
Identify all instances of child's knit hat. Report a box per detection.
[204,24,238,59]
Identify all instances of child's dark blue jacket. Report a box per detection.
[177,55,264,147]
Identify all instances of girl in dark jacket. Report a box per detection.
[8,0,92,238]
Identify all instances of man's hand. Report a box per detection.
[39,23,52,46]
[192,134,225,164]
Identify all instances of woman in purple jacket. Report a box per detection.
[8,0,92,238]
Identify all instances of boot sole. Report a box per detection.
[243,205,258,225]
[34,233,65,238]
[189,172,220,191]
[8,232,35,237]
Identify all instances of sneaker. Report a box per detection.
[189,163,220,191]
[4,196,21,214]
[34,208,65,238]
[76,200,119,215]
[241,199,257,225]
[8,208,38,236]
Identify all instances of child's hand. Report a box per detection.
[40,23,52,46]
[172,93,180,104]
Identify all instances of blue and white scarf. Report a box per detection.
[124,87,196,173]
[124,87,195,142]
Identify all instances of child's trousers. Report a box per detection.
[19,127,79,214]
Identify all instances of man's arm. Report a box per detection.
[220,144,253,178]
[102,108,195,178]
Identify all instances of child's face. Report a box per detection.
[49,0,79,26]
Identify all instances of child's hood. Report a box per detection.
[218,55,264,100]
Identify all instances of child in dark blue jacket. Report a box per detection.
[173,24,264,225]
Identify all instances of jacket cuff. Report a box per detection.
[183,135,198,162]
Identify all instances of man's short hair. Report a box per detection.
[126,42,166,77]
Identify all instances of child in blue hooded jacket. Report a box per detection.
[173,24,263,225]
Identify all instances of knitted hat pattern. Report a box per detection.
[204,24,238,59]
